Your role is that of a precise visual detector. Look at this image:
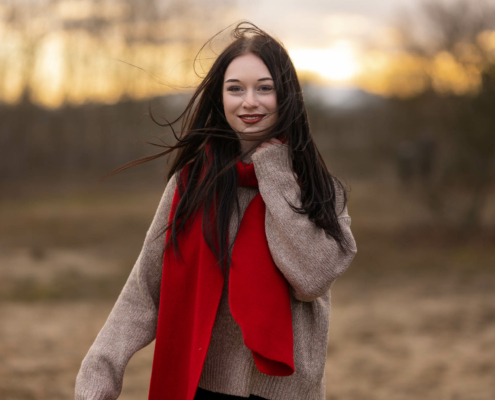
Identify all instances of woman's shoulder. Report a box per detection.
[156,170,179,210]
[330,175,349,218]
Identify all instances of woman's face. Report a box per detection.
[222,53,278,148]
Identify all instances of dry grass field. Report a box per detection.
[1,173,494,400]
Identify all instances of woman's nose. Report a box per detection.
[242,89,259,109]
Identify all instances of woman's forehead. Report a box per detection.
[224,53,273,82]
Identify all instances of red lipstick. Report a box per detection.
[239,114,265,124]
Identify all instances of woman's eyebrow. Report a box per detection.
[224,77,274,83]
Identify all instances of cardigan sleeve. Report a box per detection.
[251,144,358,302]
[75,173,178,400]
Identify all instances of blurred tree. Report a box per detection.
[394,0,495,231]
[0,0,231,184]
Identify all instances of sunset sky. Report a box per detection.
[0,0,492,108]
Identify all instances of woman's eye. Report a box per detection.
[227,86,242,92]
[259,85,273,92]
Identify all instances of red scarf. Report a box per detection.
[148,146,294,400]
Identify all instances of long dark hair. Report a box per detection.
[106,21,354,273]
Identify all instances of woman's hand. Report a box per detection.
[255,138,283,152]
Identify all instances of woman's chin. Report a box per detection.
[239,125,270,135]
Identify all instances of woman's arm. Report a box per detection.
[252,144,357,302]
[75,173,178,400]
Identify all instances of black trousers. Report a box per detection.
[194,387,268,400]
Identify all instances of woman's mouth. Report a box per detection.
[239,114,265,124]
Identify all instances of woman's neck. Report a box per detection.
[238,136,260,162]
[241,151,254,165]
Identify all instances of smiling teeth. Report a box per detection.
[242,116,263,119]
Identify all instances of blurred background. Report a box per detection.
[1,0,494,399]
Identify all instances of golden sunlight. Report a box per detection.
[31,34,66,108]
[1,15,494,109]
[289,41,362,83]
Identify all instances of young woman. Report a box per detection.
[75,21,357,400]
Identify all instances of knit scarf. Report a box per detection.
[148,146,294,400]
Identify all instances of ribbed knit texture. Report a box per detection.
[75,143,357,400]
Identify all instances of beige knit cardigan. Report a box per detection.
[75,143,358,400]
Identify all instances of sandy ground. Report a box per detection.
[1,280,494,400]
[1,177,494,400]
